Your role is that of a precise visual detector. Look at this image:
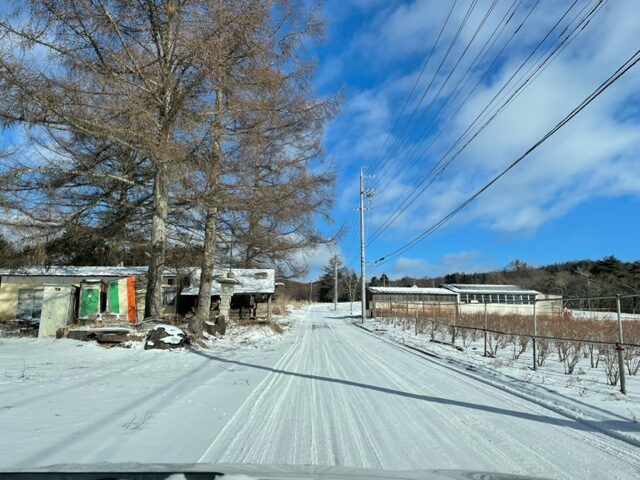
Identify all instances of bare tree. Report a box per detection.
[0,1,232,317]
[188,0,338,333]
[0,1,338,332]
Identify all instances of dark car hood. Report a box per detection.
[2,463,552,480]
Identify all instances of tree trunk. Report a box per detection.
[193,206,217,334]
[144,164,169,319]
[193,87,223,335]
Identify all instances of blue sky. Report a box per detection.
[301,0,640,280]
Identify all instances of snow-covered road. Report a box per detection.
[2,304,640,479]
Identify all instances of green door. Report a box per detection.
[80,287,100,319]
[108,281,120,314]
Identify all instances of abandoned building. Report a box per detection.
[0,266,276,337]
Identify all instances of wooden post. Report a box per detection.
[415,306,418,336]
[483,300,488,357]
[431,303,436,341]
[532,301,538,371]
[267,294,272,322]
[617,294,626,395]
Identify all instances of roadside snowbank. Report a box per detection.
[199,316,291,352]
[363,318,640,446]
[0,315,297,468]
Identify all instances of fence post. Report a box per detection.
[452,297,459,345]
[532,301,537,371]
[483,300,488,357]
[431,305,436,341]
[415,306,418,336]
[616,294,627,395]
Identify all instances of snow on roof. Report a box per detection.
[0,266,158,277]
[0,265,276,294]
[368,286,456,295]
[180,268,275,296]
[441,284,539,295]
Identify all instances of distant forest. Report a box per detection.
[282,256,640,312]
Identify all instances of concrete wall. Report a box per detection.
[458,302,534,316]
[535,294,563,315]
[0,283,44,323]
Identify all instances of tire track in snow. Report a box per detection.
[319,323,386,468]
[335,319,525,474]
[349,321,640,477]
[198,305,640,478]
[197,317,307,463]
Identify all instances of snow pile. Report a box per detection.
[153,324,184,336]
[200,320,288,352]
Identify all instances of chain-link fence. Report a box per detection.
[372,294,640,394]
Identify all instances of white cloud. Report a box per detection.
[384,250,496,279]
[391,257,428,278]
[435,251,496,276]
[289,241,343,281]
[327,0,640,244]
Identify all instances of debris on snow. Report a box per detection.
[59,326,135,345]
[144,324,188,350]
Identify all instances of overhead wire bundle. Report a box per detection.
[369,0,603,245]
[373,46,640,267]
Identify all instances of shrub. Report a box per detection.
[602,346,620,386]
[563,342,583,374]
[624,346,640,376]
[537,338,551,367]
[514,335,529,360]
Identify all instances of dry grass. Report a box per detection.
[375,305,640,386]
[241,319,284,334]
[273,295,309,316]
[375,307,640,345]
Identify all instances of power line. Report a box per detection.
[371,0,480,178]
[368,0,600,245]
[369,0,582,243]
[372,0,531,197]
[373,0,501,190]
[374,46,640,267]
[368,0,459,173]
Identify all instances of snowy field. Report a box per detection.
[365,317,640,439]
[1,304,640,479]
[570,309,640,322]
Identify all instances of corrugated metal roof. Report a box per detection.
[180,268,275,295]
[0,266,155,277]
[0,266,276,294]
[441,284,539,294]
[368,286,456,295]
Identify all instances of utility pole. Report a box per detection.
[333,256,338,311]
[359,168,366,323]
[359,168,374,323]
